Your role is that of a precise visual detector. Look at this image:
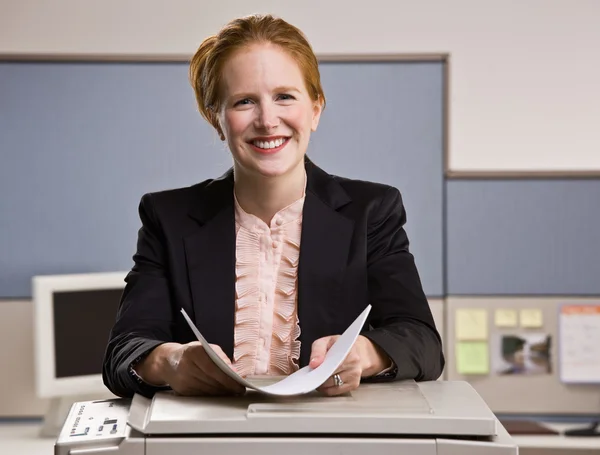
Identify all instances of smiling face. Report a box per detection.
[218,42,323,180]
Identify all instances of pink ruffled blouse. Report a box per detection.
[232,192,305,377]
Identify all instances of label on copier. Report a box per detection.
[59,399,130,443]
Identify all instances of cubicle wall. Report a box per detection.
[445,297,600,414]
[444,179,600,415]
[0,58,446,416]
[2,56,600,417]
[0,60,444,299]
[446,180,600,296]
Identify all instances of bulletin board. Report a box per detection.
[445,296,600,415]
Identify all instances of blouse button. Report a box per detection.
[272,241,279,249]
[275,218,283,226]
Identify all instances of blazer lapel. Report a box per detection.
[183,171,236,359]
[297,159,354,367]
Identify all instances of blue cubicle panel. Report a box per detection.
[0,61,444,298]
[446,179,600,295]
[310,62,444,297]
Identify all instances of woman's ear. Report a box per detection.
[311,97,323,132]
[208,106,225,141]
[217,125,226,141]
[212,113,226,141]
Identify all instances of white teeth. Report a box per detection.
[253,138,286,149]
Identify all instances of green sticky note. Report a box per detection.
[456,341,489,375]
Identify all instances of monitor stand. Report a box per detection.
[39,393,115,438]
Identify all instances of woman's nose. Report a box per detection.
[255,103,279,130]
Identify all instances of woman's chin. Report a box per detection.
[251,158,302,179]
[233,151,305,180]
[254,166,291,179]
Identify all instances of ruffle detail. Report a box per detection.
[271,230,302,373]
[233,226,262,377]
[232,191,304,378]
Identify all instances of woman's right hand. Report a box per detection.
[134,342,246,396]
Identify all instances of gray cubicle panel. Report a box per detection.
[445,296,600,415]
[0,60,444,298]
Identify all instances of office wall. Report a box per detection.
[1,0,599,173]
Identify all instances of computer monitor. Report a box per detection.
[33,271,127,399]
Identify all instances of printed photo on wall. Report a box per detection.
[492,333,552,375]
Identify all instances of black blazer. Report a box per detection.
[102,158,444,398]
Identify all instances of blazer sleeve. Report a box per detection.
[360,187,445,381]
[102,193,175,398]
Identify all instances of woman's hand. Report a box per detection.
[134,342,246,396]
[309,335,391,396]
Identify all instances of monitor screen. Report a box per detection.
[53,288,122,378]
[33,271,127,398]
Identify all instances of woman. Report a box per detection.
[102,14,444,399]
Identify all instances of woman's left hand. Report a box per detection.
[309,335,391,396]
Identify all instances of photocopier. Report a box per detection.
[55,380,518,455]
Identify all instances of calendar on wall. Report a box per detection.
[559,304,600,384]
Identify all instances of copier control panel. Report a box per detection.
[55,398,143,455]
[64,399,129,440]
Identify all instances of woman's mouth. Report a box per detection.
[249,137,290,154]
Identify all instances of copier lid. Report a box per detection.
[128,380,497,437]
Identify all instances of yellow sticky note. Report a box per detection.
[495,309,518,327]
[456,341,490,375]
[520,309,543,328]
[455,309,488,340]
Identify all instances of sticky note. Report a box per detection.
[520,309,543,328]
[456,341,490,375]
[455,309,488,340]
[495,309,518,327]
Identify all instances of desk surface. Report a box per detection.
[0,423,54,455]
[510,423,600,449]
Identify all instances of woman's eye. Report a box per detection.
[278,94,295,101]
[234,98,252,107]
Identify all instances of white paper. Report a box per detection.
[180,305,371,396]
